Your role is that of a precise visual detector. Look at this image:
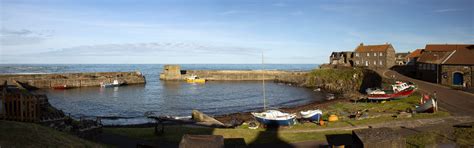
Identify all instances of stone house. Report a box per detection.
[416,44,474,88]
[395,52,410,65]
[329,51,354,66]
[352,43,396,69]
[406,49,424,65]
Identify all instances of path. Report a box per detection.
[381,70,474,116]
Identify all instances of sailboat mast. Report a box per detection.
[262,52,266,111]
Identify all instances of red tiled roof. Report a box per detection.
[442,47,474,65]
[425,44,473,52]
[406,49,424,58]
[355,44,392,52]
[417,51,452,64]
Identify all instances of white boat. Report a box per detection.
[251,110,297,126]
[251,53,296,127]
[100,80,122,87]
[416,95,437,113]
[300,109,322,122]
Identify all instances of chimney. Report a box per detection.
[360,42,364,46]
[385,42,390,45]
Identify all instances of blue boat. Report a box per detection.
[251,110,297,126]
[300,109,322,122]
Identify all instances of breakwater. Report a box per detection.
[0,71,146,89]
[159,65,308,81]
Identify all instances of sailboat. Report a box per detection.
[251,53,297,127]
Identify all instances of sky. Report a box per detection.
[0,0,473,64]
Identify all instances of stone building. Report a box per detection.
[329,51,354,66]
[352,43,396,69]
[406,49,424,65]
[416,44,474,88]
[395,52,410,65]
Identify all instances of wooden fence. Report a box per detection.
[1,93,46,122]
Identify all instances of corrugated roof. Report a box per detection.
[406,49,424,58]
[355,44,392,52]
[425,44,473,52]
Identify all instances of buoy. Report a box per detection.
[328,115,339,122]
[319,120,325,126]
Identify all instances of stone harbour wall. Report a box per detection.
[0,71,146,89]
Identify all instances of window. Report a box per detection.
[355,53,359,57]
[374,61,376,65]
[374,53,377,56]
[431,64,435,70]
[367,53,370,56]
[356,61,359,65]
[380,52,383,56]
[419,64,423,69]
[379,61,383,65]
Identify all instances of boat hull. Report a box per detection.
[254,116,296,126]
[392,87,416,99]
[300,110,322,122]
[416,98,437,113]
[186,79,206,83]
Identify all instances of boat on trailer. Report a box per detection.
[300,109,322,122]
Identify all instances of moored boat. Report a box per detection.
[251,110,297,126]
[185,75,206,83]
[52,84,72,89]
[100,80,123,87]
[416,94,437,113]
[300,109,322,122]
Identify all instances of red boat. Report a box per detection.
[52,84,71,89]
[366,81,416,100]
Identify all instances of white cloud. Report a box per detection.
[37,42,259,57]
[0,29,53,46]
[434,8,463,13]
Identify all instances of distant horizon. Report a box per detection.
[1,0,472,64]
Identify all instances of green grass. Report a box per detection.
[104,125,351,146]
[406,124,474,147]
[103,91,451,146]
[0,120,104,147]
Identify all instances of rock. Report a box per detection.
[397,112,412,118]
[192,110,225,127]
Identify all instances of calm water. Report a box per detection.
[0,64,323,125]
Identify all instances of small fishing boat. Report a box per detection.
[186,75,206,83]
[416,94,437,113]
[100,80,123,87]
[300,109,322,122]
[251,110,297,126]
[366,81,416,100]
[52,84,71,89]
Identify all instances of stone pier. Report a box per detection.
[159,65,309,81]
[0,71,146,89]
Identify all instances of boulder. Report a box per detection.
[192,110,225,127]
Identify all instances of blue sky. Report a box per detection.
[1,0,472,64]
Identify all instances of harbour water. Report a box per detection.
[0,64,325,125]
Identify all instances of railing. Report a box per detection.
[1,93,45,122]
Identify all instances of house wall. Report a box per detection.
[440,65,473,88]
[353,51,387,69]
[386,46,396,68]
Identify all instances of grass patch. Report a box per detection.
[406,124,474,147]
[104,125,351,146]
[0,120,103,147]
